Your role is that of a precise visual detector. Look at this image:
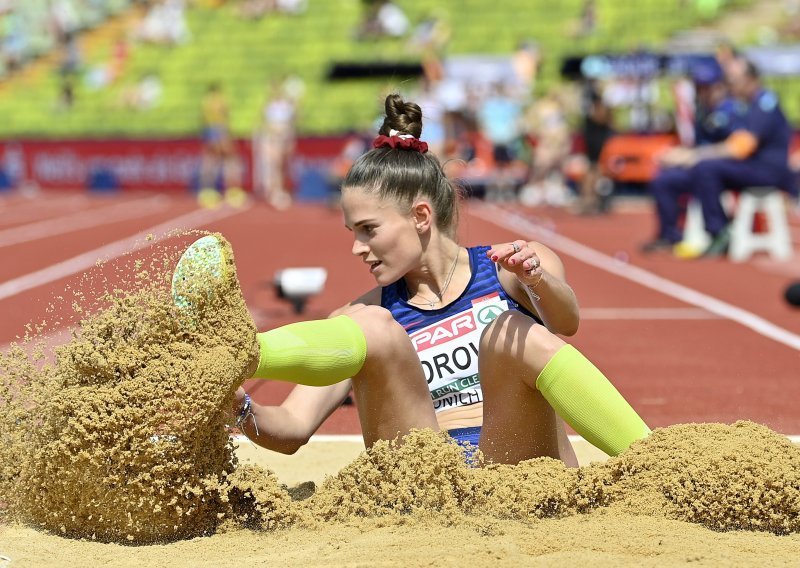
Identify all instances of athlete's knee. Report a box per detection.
[333,305,408,360]
[480,311,564,362]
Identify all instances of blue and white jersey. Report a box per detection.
[381,245,539,414]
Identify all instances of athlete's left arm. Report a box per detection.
[488,240,580,336]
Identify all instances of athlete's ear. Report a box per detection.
[411,200,433,233]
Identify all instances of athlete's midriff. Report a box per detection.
[436,402,483,430]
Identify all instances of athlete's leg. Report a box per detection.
[252,305,438,447]
[478,310,649,465]
[478,311,574,465]
[343,305,439,447]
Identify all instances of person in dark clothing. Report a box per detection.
[575,88,614,215]
[658,60,796,258]
[641,64,742,253]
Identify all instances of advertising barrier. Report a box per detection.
[0,136,350,193]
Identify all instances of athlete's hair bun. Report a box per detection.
[379,94,423,139]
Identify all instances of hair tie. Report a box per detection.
[372,131,429,154]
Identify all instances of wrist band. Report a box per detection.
[235,393,259,436]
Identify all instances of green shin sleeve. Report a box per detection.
[536,344,651,456]
[253,315,367,386]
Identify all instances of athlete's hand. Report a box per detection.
[231,386,247,419]
[487,239,542,287]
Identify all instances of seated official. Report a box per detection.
[659,60,796,258]
[642,66,741,253]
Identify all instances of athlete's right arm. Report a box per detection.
[236,290,382,453]
[233,380,353,454]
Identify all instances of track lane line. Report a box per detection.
[0,205,249,301]
[0,195,173,248]
[0,194,90,227]
[580,307,721,320]
[471,203,800,351]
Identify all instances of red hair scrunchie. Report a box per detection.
[372,134,429,154]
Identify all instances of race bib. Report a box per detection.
[408,293,510,412]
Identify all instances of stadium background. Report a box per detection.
[1,0,800,192]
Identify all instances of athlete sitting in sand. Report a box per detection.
[178,94,650,466]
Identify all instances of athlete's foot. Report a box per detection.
[171,234,229,313]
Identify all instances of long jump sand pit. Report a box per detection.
[2,233,800,566]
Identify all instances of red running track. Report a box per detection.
[2,189,800,436]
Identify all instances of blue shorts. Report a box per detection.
[447,426,481,462]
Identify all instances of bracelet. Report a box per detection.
[235,393,259,436]
[523,272,544,301]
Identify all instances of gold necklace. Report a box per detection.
[408,248,460,309]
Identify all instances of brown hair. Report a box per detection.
[342,94,462,237]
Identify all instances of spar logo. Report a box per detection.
[410,312,476,352]
[476,304,504,325]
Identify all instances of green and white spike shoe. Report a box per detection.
[171,234,229,313]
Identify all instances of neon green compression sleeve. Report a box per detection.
[536,344,651,456]
[252,315,367,386]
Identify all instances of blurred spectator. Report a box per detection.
[577,0,597,38]
[50,0,81,43]
[511,39,541,101]
[326,129,370,209]
[519,93,572,207]
[476,81,524,201]
[57,73,76,111]
[415,78,446,157]
[715,41,746,80]
[574,85,614,215]
[136,0,190,47]
[237,0,307,20]
[356,0,409,41]
[256,75,303,210]
[85,33,130,90]
[55,31,81,111]
[654,60,796,258]
[198,82,243,207]
[407,8,450,54]
[641,64,740,252]
[58,30,81,76]
[118,71,163,111]
[409,9,450,87]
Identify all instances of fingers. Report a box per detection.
[231,387,246,414]
[487,240,540,271]
[487,240,526,263]
[522,255,541,277]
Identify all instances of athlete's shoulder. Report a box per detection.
[338,287,382,312]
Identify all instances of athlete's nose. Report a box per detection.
[352,237,368,257]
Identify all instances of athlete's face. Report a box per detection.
[341,188,422,286]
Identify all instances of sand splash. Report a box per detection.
[0,232,279,543]
[2,232,799,548]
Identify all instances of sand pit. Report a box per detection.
[2,232,800,565]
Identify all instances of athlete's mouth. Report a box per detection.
[368,260,382,273]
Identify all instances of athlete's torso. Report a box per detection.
[381,245,538,430]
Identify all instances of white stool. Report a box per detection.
[681,192,736,251]
[728,187,793,262]
[681,197,711,251]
